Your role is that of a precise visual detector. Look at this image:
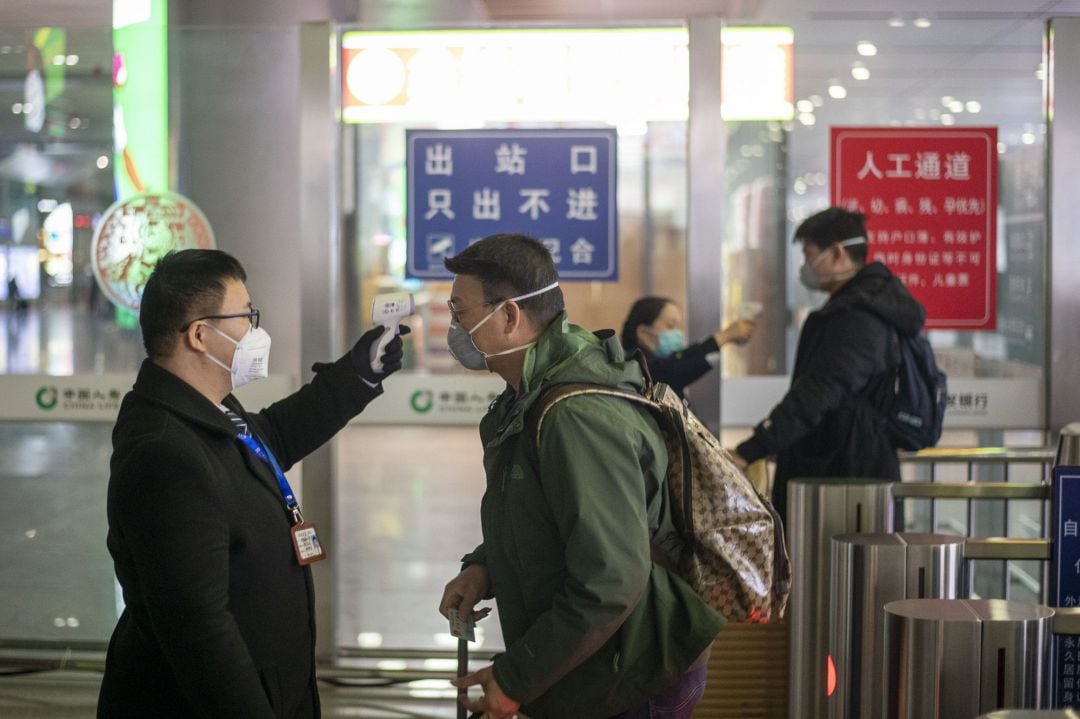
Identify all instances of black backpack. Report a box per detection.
[881,331,948,451]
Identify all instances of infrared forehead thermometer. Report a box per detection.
[370,292,415,373]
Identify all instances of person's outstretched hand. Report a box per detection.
[715,318,755,346]
[351,324,411,382]
[311,325,411,379]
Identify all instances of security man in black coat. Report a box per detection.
[733,207,926,524]
[98,249,407,718]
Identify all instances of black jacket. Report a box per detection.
[98,356,380,718]
[736,262,925,523]
[635,336,720,398]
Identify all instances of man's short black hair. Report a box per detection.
[140,249,247,360]
[444,233,564,328]
[794,207,869,264]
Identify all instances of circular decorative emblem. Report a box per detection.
[91,191,215,313]
[36,386,58,410]
[410,389,434,414]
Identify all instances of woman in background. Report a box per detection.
[621,296,755,398]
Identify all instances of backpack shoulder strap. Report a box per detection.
[858,326,903,411]
[525,382,661,451]
[628,349,655,388]
[525,382,683,573]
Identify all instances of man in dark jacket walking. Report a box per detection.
[733,207,926,524]
[98,249,406,718]
[437,234,723,719]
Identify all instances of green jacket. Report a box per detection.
[463,313,725,719]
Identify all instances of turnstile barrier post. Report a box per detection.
[788,478,894,719]
[829,533,965,719]
[884,598,1053,718]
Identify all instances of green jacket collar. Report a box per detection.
[486,312,645,447]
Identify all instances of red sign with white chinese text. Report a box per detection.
[830,127,997,330]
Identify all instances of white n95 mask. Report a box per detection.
[799,236,867,291]
[205,325,272,390]
[447,282,559,371]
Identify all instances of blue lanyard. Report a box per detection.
[236,432,302,522]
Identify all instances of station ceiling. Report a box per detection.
[0,0,1079,188]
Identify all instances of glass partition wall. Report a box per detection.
[335,27,694,652]
[0,26,138,375]
[333,15,1050,651]
[0,25,135,645]
[0,13,1053,659]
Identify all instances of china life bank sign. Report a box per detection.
[830,127,998,330]
[406,129,618,280]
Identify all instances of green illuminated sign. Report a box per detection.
[33,28,66,104]
[112,0,168,199]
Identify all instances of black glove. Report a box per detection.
[311,325,410,381]
[351,324,411,383]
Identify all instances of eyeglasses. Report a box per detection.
[446,298,501,323]
[179,309,260,333]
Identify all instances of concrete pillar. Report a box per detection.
[685,17,726,432]
[1047,18,1080,434]
[170,1,355,660]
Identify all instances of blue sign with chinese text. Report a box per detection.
[406,129,618,281]
[1052,466,1080,708]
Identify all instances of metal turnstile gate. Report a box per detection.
[884,598,1053,718]
[788,478,894,719]
[829,533,965,719]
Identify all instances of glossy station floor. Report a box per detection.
[0,671,469,718]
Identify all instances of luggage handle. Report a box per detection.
[457,636,468,719]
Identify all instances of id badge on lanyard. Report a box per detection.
[237,432,327,566]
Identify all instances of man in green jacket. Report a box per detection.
[438,234,724,719]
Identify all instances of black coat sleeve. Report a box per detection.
[737,309,890,462]
[645,337,720,396]
[110,437,276,717]
[244,352,382,471]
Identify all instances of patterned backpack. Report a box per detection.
[528,364,791,623]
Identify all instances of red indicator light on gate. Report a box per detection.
[827,654,837,697]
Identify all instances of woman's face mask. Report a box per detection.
[799,236,867,291]
[204,324,272,390]
[446,282,560,371]
[652,329,686,359]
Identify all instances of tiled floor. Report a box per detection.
[0,671,470,718]
[0,304,144,375]
[334,424,503,651]
[0,673,100,719]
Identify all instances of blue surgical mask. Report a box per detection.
[654,329,686,359]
